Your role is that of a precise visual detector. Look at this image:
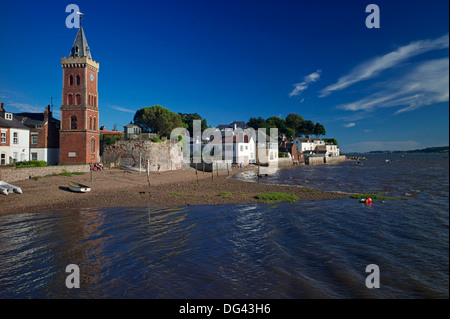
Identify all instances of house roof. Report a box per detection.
[217,121,248,130]
[0,112,30,130]
[69,26,92,59]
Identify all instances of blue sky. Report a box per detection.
[0,0,448,152]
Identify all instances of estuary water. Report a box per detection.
[0,153,448,298]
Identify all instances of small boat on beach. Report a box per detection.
[68,181,91,193]
[356,161,364,166]
[0,181,23,195]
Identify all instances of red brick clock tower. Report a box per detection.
[59,26,100,164]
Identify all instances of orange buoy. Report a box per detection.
[365,198,372,204]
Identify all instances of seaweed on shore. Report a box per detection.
[350,194,398,200]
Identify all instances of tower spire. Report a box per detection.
[69,13,91,59]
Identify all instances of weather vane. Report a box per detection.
[76,11,84,26]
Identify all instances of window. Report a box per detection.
[13,132,18,144]
[76,75,80,86]
[69,75,73,86]
[68,94,73,105]
[5,113,13,120]
[1,132,6,143]
[31,135,38,145]
[93,117,96,130]
[71,116,77,130]
[91,138,95,153]
[31,153,38,161]
[89,117,93,130]
[35,124,41,129]
[0,153,5,165]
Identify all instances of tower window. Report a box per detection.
[69,75,73,86]
[71,116,77,130]
[76,75,80,86]
[68,94,73,105]
[91,138,95,153]
[75,94,81,105]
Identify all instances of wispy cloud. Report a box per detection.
[320,34,449,97]
[110,105,136,114]
[344,122,356,128]
[337,58,449,114]
[289,70,322,98]
[8,102,43,113]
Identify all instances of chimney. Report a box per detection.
[44,105,52,119]
[0,103,4,112]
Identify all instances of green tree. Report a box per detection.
[266,116,287,132]
[285,113,304,131]
[178,113,209,136]
[314,122,326,137]
[247,117,267,130]
[299,120,315,137]
[134,105,185,136]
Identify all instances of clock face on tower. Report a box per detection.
[90,74,94,82]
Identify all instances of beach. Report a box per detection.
[0,166,348,215]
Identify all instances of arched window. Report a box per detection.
[89,117,93,130]
[93,117,97,130]
[91,138,95,153]
[71,116,77,130]
[69,75,73,86]
[75,94,81,105]
[68,94,73,105]
[76,75,80,86]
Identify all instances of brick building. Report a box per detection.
[14,105,60,165]
[59,26,100,164]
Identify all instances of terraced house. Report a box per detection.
[0,103,30,165]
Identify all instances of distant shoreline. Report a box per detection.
[0,166,348,215]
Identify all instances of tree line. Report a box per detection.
[132,105,327,140]
[247,114,325,139]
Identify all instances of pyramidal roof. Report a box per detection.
[69,26,92,59]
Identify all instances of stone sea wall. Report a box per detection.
[0,164,89,183]
[102,140,183,172]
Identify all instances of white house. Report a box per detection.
[326,143,340,157]
[223,134,256,165]
[294,137,325,154]
[0,108,30,165]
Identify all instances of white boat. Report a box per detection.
[68,181,91,193]
[0,181,23,195]
[0,187,8,195]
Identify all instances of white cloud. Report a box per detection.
[289,70,322,98]
[8,102,43,113]
[344,122,356,128]
[337,58,449,114]
[320,34,449,97]
[110,105,136,114]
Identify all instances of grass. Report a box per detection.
[170,192,183,196]
[59,170,73,177]
[14,160,47,168]
[218,191,232,199]
[256,192,299,204]
[350,194,398,200]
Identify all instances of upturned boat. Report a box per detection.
[0,181,23,195]
[68,181,91,193]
